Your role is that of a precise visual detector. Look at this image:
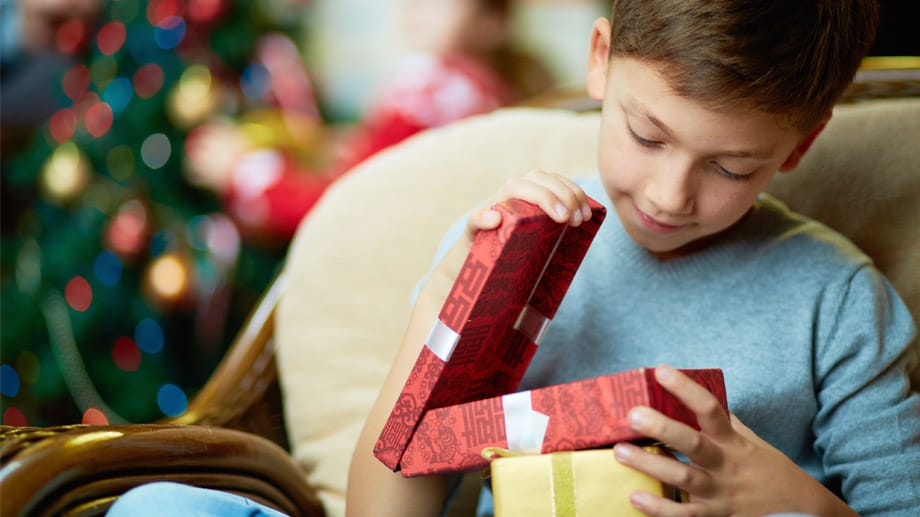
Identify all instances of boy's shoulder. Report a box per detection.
[745,193,873,273]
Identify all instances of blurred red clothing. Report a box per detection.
[223,53,513,241]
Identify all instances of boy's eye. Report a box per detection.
[626,123,661,148]
[713,162,751,182]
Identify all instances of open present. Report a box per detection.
[399,367,726,476]
[374,196,728,478]
[374,197,606,470]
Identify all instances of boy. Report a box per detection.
[347,1,920,516]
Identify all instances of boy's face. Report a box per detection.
[586,21,825,258]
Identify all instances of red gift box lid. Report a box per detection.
[400,367,728,476]
[374,197,607,471]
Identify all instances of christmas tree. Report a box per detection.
[1,0,316,427]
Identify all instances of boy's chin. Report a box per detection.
[636,227,736,260]
[622,225,715,260]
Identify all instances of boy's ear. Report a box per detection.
[586,18,612,102]
[778,116,831,172]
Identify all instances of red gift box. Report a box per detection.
[373,198,607,471]
[400,367,728,476]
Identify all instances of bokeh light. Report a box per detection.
[205,214,240,266]
[3,407,27,427]
[188,0,224,22]
[141,133,171,169]
[0,365,20,397]
[82,408,109,425]
[56,20,86,54]
[106,199,148,259]
[157,383,188,417]
[135,318,165,354]
[148,0,186,25]
[94,250,123,286]
[241,64,271,100]
[85,102,115,137]
[146,253,189,303]
[112,337,142,371]
[65,276,93,312]
[155,16,187,50]
[103,77,134,112]
[168,64,218,127]
[40,142,90,202]
[63,65,91,101]
[97,22,127,55]
[49,108,78,143]
[134,63,165,99]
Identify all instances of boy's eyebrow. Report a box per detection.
[622,97,774,160]
[623,96,675,138]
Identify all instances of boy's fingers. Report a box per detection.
[623,406,723,470]
[628,491,712,517]
[523,171,593,223]
[492,171,591,225]
[463,207,503,246]
[613,443,713,496]
[655,365,733,439]
[467,207,502,231]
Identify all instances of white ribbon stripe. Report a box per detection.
[502,391,550,453]
[425,318,460,362]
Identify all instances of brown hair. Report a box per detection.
[609,0,879,129]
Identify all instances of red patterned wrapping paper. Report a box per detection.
[399,368,727,477]
[374,198,607,471]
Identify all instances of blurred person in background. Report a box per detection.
[1,0,102,140]
[183,0,554,244]
[2,0,102,232]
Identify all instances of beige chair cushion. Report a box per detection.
[276,100,919,516]
[765,98,920,359]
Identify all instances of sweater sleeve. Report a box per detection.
[812,265,920,516]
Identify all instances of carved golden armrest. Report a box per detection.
[0,423,323,517]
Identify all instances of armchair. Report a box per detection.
[2,65,918,517]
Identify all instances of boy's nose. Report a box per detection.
[645,164,695,216]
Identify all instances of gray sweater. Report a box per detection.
[435,174,919,516]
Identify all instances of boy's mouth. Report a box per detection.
[633,203,685,234]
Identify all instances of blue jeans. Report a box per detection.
[107,482,289,517]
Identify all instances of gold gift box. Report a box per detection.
[486,446,681,516]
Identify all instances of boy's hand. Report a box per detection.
[426,170,592,300]
[613,365,857,517]
[469,169,593,238]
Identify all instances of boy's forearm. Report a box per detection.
[346,246,469,516]
[347,298,448,516]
